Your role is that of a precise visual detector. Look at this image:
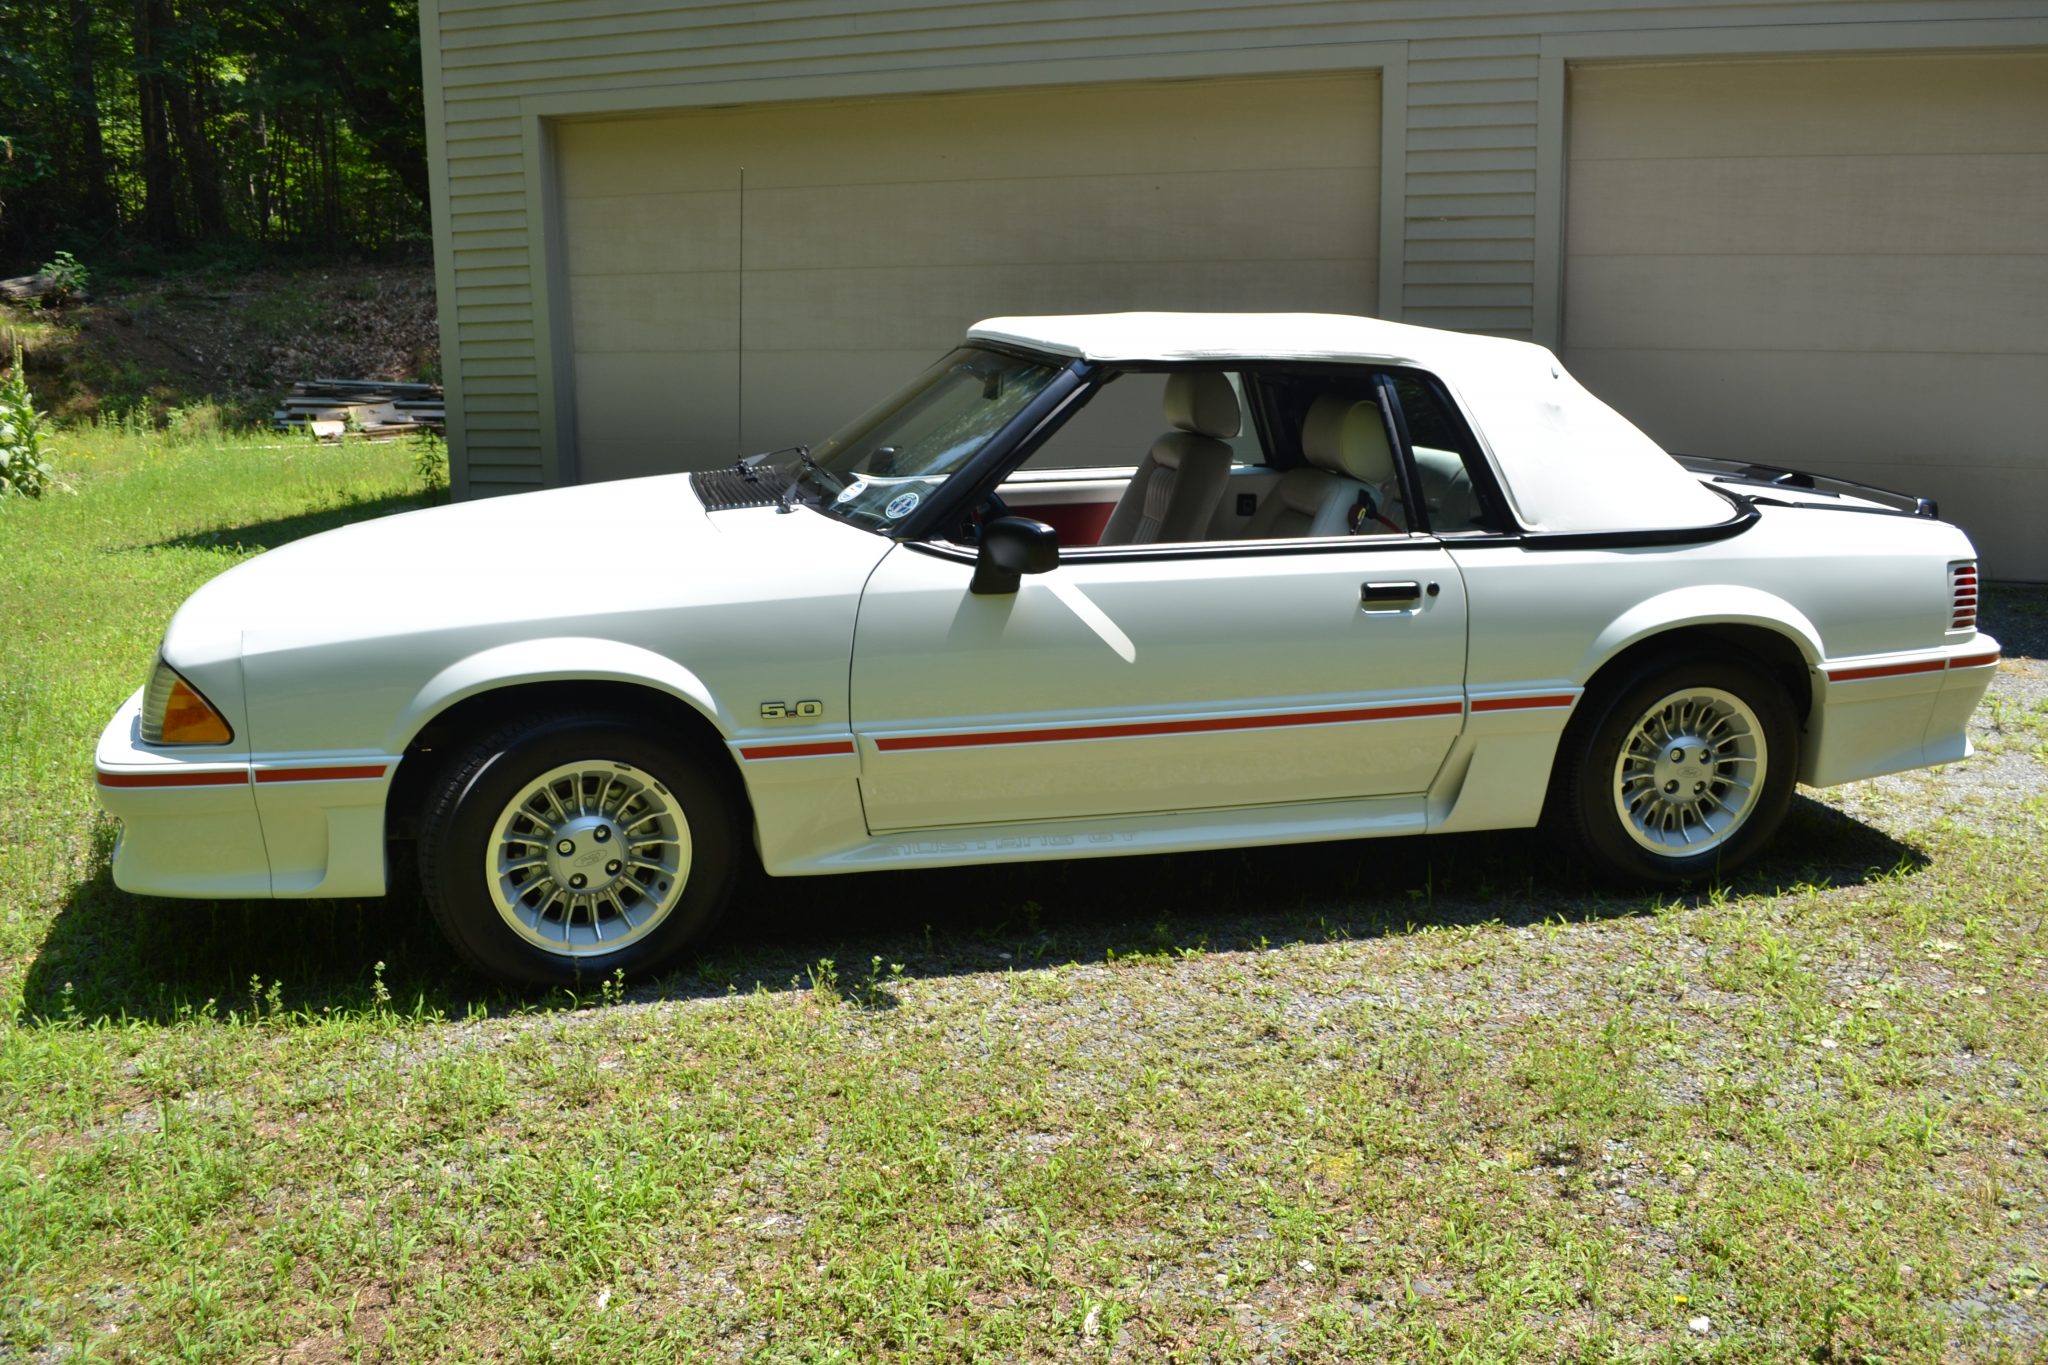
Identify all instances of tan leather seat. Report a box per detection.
[1097,373,1239,545]
[1244,396,1404,538]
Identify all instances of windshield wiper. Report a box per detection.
[777,445,847,513]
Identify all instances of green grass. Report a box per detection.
[1,434,2044,1362]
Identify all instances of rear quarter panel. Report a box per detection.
[1449,507,1974,694]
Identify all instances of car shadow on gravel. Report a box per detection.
[1980,582,2047,660]
[18,792,1925,1025]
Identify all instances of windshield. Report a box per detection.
[795,346,1065,532]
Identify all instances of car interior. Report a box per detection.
[988,365,1501,547]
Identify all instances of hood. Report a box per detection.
[161,472,886,671]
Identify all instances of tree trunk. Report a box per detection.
[252,109,271,241]
[131,0,180,242]
[166,58,227,238]
[68,0,118,225]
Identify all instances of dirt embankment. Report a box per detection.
[0,261,439,426]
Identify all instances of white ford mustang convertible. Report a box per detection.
[96,313,2000,985]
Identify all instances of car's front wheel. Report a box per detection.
[1552,654,1797,884]
[417,712,739,987]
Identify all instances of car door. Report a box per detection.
[848,540,1469,833]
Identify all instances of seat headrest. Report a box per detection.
[1162,372,1241,440]
[1301,396,1395,484]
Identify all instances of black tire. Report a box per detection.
[417,712,740,987]
[1550,653,1798,885]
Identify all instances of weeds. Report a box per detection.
[37,249,90,305]
[411,426,448,490]
[1,339,66,498]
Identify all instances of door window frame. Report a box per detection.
[902,355,1529,563]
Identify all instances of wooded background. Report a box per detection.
[0,0,427,270]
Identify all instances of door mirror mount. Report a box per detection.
[969,516,1060,595]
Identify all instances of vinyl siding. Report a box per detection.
[1563,52,2048,580]
[424,0,2045,496]
[1402,34,1539,335]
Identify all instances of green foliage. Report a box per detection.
[410,427,448,490]
[36,248,87,302]
[0,341,62,498]
[0,1,426,261]
[163,400,224,444]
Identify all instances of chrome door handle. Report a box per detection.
[1360,581,1422,608]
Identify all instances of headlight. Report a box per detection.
[139,657,234,745]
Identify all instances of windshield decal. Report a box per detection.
[884,490,922,520]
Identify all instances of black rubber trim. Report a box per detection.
[903,488,1757,564]
[906,533,1453,569]
[1511,503,1758,550]
[1370,372,1429,533]
[1440,494,1760,552]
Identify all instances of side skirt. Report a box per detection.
[771,793,1427,876]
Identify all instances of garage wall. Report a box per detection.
[424,0,2047,577]
[557,75,1379,479]
[1562,53,2048,581]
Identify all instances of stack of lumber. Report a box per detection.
[272,379,445,440]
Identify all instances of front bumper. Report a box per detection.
[95,688,397,898]
[1802,636,2002,787]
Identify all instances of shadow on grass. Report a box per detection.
[18,793,1926,1027]
[144,487,443,555]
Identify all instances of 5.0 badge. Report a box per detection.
[759,700,824,720]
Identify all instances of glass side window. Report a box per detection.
[1015,369,1264,472]
[800,347,1064,532]
[986,368,1263,549]
[1388,372,1500,534]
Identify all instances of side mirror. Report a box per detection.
[969,516,1060,595]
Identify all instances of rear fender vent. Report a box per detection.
[691,465,790,512]
[1950,560,1979,632]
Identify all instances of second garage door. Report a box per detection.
[1563,53,2048,581]
[555,73,1381,482]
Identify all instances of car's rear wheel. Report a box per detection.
[417,713,739,987]
[1552,654,1797,884]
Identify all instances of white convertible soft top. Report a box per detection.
[967,312,1733,534]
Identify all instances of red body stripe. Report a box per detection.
[1949,651,2001,670]
[1471,694,1577,713]
[739,740,857,760]
[1827,659,1952,683]
[97,768,246,789]
[255,765,388,783]
[874,701,1464,753]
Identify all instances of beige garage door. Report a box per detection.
[1563,54,2048,581]
[555,73,1380,480]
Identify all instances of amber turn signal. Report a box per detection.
[162,678,232,744]
[140,658,234,745]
